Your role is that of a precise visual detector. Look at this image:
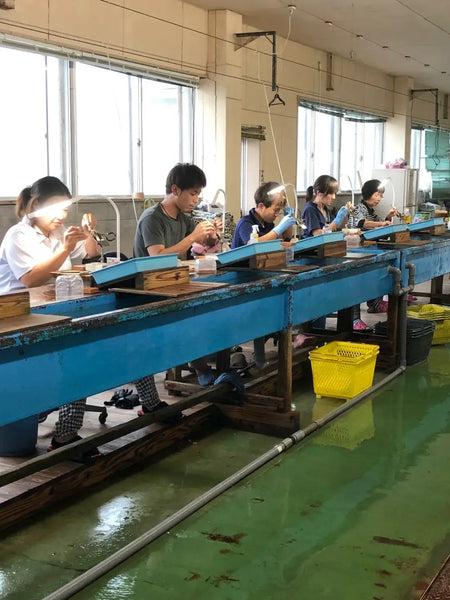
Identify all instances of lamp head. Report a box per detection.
[28,199,72,219]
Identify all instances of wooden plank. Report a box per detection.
[249,251,286,269]
[0,291,30,320]
[0,405,221,533]
[320,241,347,257]
[136,266,189,290]
[217,403,300,437]
[111,281,229,297]
[260,264,319,273]
[0,313,72,335]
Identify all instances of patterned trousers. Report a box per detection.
[55,375,160,437]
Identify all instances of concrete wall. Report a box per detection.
[1,0,448,244]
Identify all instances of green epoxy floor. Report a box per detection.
[1,346,449,600]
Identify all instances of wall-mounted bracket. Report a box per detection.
[410,88,439,127]
[235,31,278,92]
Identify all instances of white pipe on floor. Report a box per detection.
[42,366,405,600]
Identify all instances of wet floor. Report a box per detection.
[0,345,449,600]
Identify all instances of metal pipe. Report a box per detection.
[43,366,405,600]
[387,265,402,296]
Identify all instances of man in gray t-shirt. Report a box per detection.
[133,163,221,260]
[132,163,222,394]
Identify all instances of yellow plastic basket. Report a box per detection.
[407,304,448,321]
[432,319,450,345]
[309,341,379,400]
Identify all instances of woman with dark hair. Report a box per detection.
[231,181,296,248]
[301,174,349,238]
[0,176,100,293]
[0,176,103,460]
[300,175,368,331]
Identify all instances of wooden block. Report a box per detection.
[249,251,286,269]
[419,224,447,235]
[389,230,410,243]
[311,240,347,257]
[135,266,190,290]
[0,291,30,320]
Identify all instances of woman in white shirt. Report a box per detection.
[0,176,102,461]
[0,176,100,293]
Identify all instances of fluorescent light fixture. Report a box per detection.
[28,199,72,219]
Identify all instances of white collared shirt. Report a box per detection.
[0,217,86,294]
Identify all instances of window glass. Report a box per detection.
[0,48,48,195]
[297,104,384,191]
[75,64,132,195]
[142,80,193,195]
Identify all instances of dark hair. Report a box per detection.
[15,176,71,219]
[361,179,383,200]
[305,175,338,202]
[165,163,207,195]
[254,181,283,208]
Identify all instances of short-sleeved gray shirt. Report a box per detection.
[133,202,196,258]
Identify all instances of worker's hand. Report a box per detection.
[64,226,87,252]
[376,221,391,227]
[386,208,397,219]
[274,214,296,236]
[81,213,98,233]
[192,220,217,244]
[332,206,349,228]
[213,216,223,231]
[283,206,294,217]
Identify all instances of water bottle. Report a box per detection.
[69,274,84,299]
[55,274,84,301]
[249,224,259,243]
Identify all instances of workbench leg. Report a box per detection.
[336,307,353,333]
[430,275,449,304]
[166,366,183,394]
[216,348,231,373]
[386,294,400,369]
[277,328,293,412]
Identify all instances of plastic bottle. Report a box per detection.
[345,233,361,249]
[249,224,259,243]
[55,274,84,301]
[403,209,411,224]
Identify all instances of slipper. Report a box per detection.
[138,401,183,424]
[104,388,133,406]
[292,334,317,349]
[214,372,245,393]
[115,394,140,409]
[198,367,216,386]
[47,435,103,463]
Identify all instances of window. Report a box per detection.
[297,103,384,191]
[0,42,195,198]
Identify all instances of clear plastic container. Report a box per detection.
[55,274,84,301]
[345,233,361,249]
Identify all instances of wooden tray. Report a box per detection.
[110,280,229,297]
[0,313,72,336]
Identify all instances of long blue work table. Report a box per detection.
[1,239,446,428]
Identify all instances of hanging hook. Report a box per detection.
[268,86,286,107]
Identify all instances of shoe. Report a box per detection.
[407,294,418,304]
[137,401,183,424]
[367,300,388,314]
[47,435,103,462]
[197,367,216,386]
[292,334,317,349]
[104,388,133,406]
[353,319,369,331]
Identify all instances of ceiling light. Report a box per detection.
[441,71,447,74]
[356,34,363,38]
[382,45,389,49]
[424,64,430,67]
[405,55,411,59]
[324,20,333,26]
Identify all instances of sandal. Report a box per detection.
[47,435,103,463]
[104,388,133,406]
[115,393,140,409]
[137,401,182,424]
